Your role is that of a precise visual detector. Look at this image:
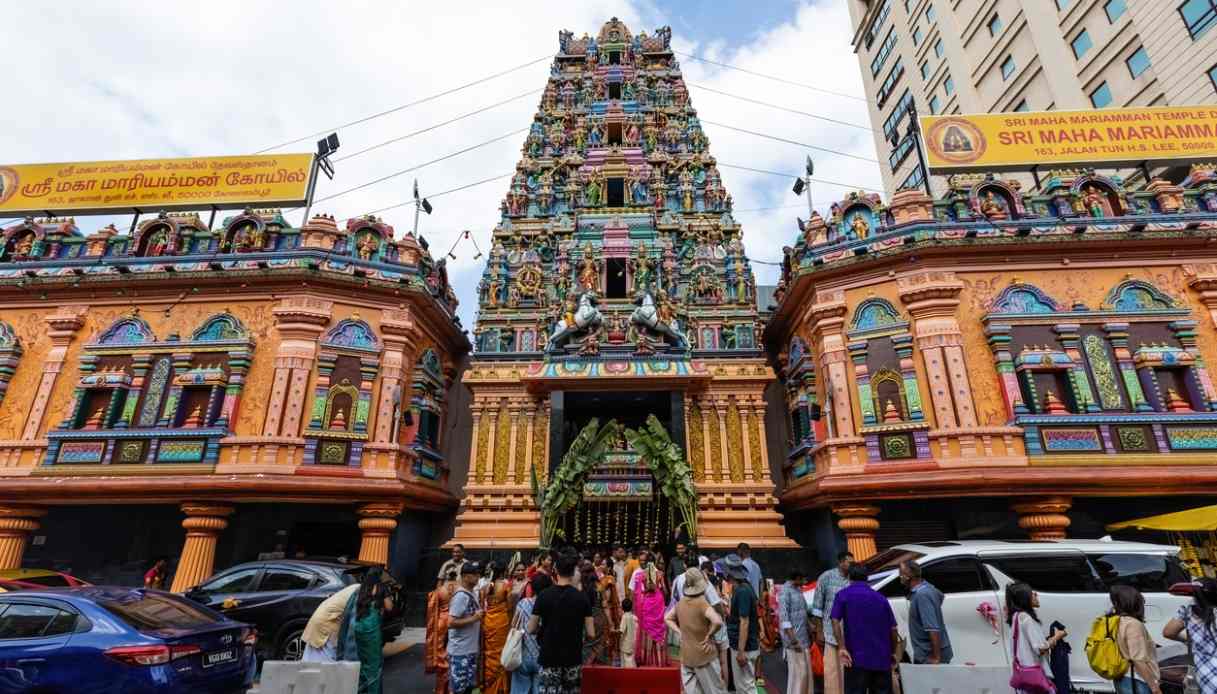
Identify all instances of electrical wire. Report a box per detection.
[298,128,526,209]
[675,51,869,103]
[253,54,552,154]
[354,173,513,219]
[689,83,876,133]
[718,162,885,193]
[333,89,542,164]
[703,120,879,163]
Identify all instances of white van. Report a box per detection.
[860,539,1191,692]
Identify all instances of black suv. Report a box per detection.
[183,559,404,660]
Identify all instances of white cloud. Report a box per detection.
[4,1,882,327]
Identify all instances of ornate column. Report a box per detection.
[713,395,732,481]
[522,401,537,485]
[357,502,403,566]
[834,504,881,560]
[483,402,500,484]
[1012,496,1072,540]
[170,503,234,592]
[22,305,87,440]
[373,308,418,444]
[116,354,152,428]
[263,297,332,436]
[468,399,484,479]
[1184,264,1217,329]
[0,506,46,570]
[699,395,715,481]
[751,394,771,480]
[739,398,755,483]
[506,400,521,483]
[809,290,855,438]
[898,271,977,428]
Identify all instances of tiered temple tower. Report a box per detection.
[449,19,795,549]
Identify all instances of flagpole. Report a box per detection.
[412,179,422,237]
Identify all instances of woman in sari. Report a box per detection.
[580,559,612,665]
[425,571,457,694]
[596,557,622,664]
[630,563,669,666]
[336,568,393,694]
[480,562,511,694]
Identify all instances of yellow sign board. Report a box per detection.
[920,106,1217,172]
[0,153,314,216]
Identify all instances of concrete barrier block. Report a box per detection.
[254,660,361,694]
[899,663,1011,694]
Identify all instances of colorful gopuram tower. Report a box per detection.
[449,19,795,550]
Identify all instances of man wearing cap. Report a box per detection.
[448,562,485,694]
[724,554,760,694]
[666,567,725,694]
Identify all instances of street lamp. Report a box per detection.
[791,156,815,218]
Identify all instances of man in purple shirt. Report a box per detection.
[830,564,898,694]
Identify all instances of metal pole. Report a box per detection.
[300,155,322,226]
[412,197,421,238]
[805,177,815,218]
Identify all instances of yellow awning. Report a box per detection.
[1106,505,1217,532]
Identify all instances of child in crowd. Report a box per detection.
[619,597,638,668]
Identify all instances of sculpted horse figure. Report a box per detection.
[547,291,602,351]
[629,291,688,349]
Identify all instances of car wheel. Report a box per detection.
[277,624,307,661]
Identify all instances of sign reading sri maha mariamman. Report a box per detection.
[920,106,1217,172]
[0,153,314,216]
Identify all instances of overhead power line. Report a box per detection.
[676,51,869,103]
[355,173,513,219]
[690,84,876,133]
[333,89,542,163]
[719,162,885,194]
[296,128,526,209]
[703,121,879,164]
[253,54,551,154]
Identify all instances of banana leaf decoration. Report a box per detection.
[623,414,698,541]
[539,417,621,548]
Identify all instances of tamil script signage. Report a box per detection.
[920,106,1217,172]
[0,153,314,216]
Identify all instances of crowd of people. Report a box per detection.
[413,543,1217,694]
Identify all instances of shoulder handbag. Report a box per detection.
[1009,615,1057,694]
[501,603,526,672]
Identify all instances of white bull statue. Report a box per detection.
[546,291,603,351]
[630,291,688,349]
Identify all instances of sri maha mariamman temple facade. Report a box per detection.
[449,19,795,550]
[4,19,1217,587]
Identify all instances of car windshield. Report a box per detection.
[862,548,925,577]
[15,574,72,587]
[98,592,222,631]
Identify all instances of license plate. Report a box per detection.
[203,648,237,668]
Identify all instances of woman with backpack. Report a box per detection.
[1109,585,1161,694]
[1164,577,1217,694]
[1006,582,1067,694]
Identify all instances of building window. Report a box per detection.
[1127,46,1152,77]
[883,90,916,141]
[945,75,955,95]
[926,4,936,22]
[1057,0,1071,8]
[865,0,894,47]
[1090,81,1113,107]
[877,58,906,107]
[889,134,916,170]
[989,14,1003,35]
[1001,55,1017,80]
[1180,0,1217,39]
[901,163,927,191]
[1072,30,1093,58]
[934,38,945,58]
[1209,63,1217,93]
[1014,99,1030,111]
[1105,0,1127,22]
[913,25,923,45]
[920,61,930,79]
[871,29,899,76]
[929,94,942,113]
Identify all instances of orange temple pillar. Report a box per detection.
[1012,496,1072,540]
[834,504,881,560]
[357,502,403,566]
[0,506,46,570]
[170,503,234,592]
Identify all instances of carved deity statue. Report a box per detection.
[485,264,502,307]
[627,166,648,205]
[850,214,870,240]
[146,229,170,256]
[583,168,605,207]
[630,244,655,295]
[358,233,379,260]
[577,242,600,290]
[679,168,695,212]
[12,233,34,257]
[980,191,1007,220]
[1083,185,1107,218]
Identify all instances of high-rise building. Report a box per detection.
[447,19,795,551]
[847,0,1217,193]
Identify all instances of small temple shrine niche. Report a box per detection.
[783,336,817,481]
[46,313,253,466]
[1072,173,1125,217]
[847,299,927,461]
[345,218,393,262]
[831,192,883,242]
[303,318,382,466]
[222,211,269,253]
[972,178,1023,220]
[0,321,22,404]
[131,215,179,257]
[405,349,447,479]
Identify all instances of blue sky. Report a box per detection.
[646,0,805,45]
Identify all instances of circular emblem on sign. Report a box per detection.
[926,117,987,165]
[0,167,18,207]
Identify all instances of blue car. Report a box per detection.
[0,586,256,693]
